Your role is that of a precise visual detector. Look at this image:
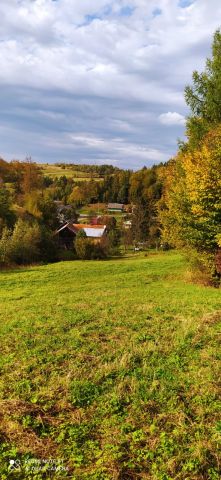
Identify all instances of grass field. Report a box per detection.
[0,252,221,479]
[39,164,102,181]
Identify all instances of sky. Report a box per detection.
[0,0,220,169]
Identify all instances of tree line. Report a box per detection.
[0,156,164,265]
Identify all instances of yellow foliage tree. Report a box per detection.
[159,126,221,276]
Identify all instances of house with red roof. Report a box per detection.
[55,223,107,249]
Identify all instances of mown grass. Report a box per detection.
[0,252,221,479]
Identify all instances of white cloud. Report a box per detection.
[0,0,220,167]
[159,111,186,126]
[68,132,168,162]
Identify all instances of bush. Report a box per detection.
[0,227,12,264]
[90,242,107,259]
[184,249,217,286]
[75,230,107,260]
[0,219,41,265]
[0,187,16,233]
[38,226,59,263]
[10,219,41,264]
[75,230,93,260]
[58,249,76,261]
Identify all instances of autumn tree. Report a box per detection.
[21,158,43,194]
[131,201,150,243]
[184,29,221,149]
[122,226,133,251]
[129,167,162,244]
[159,30,221,280]
[23,191,59,229]
[160,126,221,276]
[69,186,86,206]
[0,158,12,182]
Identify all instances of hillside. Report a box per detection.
[38,163,119,181]
[0,252,221,479]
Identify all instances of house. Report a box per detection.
[107,203,124,212]
[55,223,107,249]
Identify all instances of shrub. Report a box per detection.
[58,249,76,261]
[75,230,107,260]
[0,187,16,233]
[90,242,107,259]
[38,226,59,263]
[75,230,93,260]
[0,227,12,264]
[0,219,41,265]
[10,219,41,264]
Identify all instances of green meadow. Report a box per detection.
[39,164,101,181]
[0,252,221,479]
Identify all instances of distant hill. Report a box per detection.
[39,163,122,181]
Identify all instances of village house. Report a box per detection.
[107,203,124,212]
[55,223,107,249]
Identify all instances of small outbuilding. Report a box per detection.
[107,203,124,212]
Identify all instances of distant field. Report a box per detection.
[78,203,107,215]
[0,252,221,479]
[39,164,102,181]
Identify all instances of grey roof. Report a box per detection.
[108,203,124,209]
[83,227,106,238]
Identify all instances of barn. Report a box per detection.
[56,223,107,249]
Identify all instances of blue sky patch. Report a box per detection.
[119,6,135,17]
[83,4,112,24]
[153,8,162,17]
[84,14,102,24]
[179,0,194,7]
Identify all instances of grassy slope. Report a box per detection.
[39,164,101,181]
[0,252,221,479]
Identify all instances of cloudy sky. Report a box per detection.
[0,0,220,169]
